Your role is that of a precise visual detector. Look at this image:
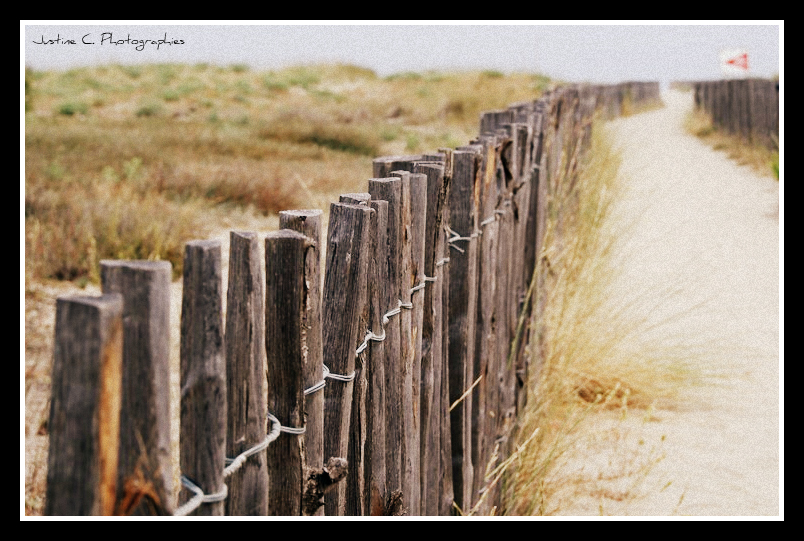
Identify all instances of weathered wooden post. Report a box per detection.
[391,169,429,516]
[373,155,425,179]
[436,150,455,517]
[339,192,374,516]
[367,176,409,513]
[99,260,173,516]
[523,104,546,299]
[365,199,389,515]
[519,103,547,414]
[223,232,268,516]
[749,79,762,146]
[323,201,373,516]
[470,135,502,513]
[405,173,428,484]
[492,129,517,472]
[531,91,564,402]
[45,294,123,516]
[279,209,325,515]
[770,79,779,146]
[179,240,227,517]
[265,229,312,516]
[446,148,481,513]
[415,161,450,516]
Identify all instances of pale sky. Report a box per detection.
[22,22,782,88]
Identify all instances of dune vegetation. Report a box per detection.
[24,63,552,284]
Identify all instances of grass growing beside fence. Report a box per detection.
[500,122,704,516]
[684,108,779,181]
[24,63,553,285]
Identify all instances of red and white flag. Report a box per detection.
[720,49,750,77]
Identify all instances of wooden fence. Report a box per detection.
[692,78,779,148]
[44,81,662,517]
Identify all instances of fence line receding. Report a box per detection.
[44,81,662,516]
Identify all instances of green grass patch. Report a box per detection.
[385,71,423,81]
[135,101,163,117]
[771,151,779,180]
[482,70,505,79]
[285,66,321,88]
[56,101,89,116]
[161,89,181,102]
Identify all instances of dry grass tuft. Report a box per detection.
[684,108,779,180]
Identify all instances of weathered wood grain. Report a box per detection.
[365,199,389,515]
[45,294,123,516]
[179,240,227,516]
[392,170,428,516]
[367,177,407,512]
[339,192,373,516]
[223,232,268,516]
[99,260,173,516]
[265,229,313,516]
[279,209,325,515]
[414,161,450,516]
[523,106,546,296]
[322,202,373,516]
[435,149,455,517]
[446,149,481,512]
[372,155,424,178]
[470,136,502,514]
[530,97,556,403]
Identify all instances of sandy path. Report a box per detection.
[550,90,780,517]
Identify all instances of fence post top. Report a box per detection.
[57,292,123,309]
[373,154,424,164]
[99,259,172,271]
[369,176,403,183]
[280,209,323,218]
[229,230,258,239]
[330,200,375,213]
[266,228,313,242]
[186,239,221,249]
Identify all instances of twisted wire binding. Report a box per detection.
[324,364,356,382]
[269,411,306,435]
[174,475,228,517]
[410,281,427,293]
[382,301,403,325]
[447,211,502,253]
[445,225,472,253]
[175,401,306,516]
[356,328,386,356]
[222,414,282,478]
[303,364,329,396]
[479,215,498,228]
[355,299,407,355]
